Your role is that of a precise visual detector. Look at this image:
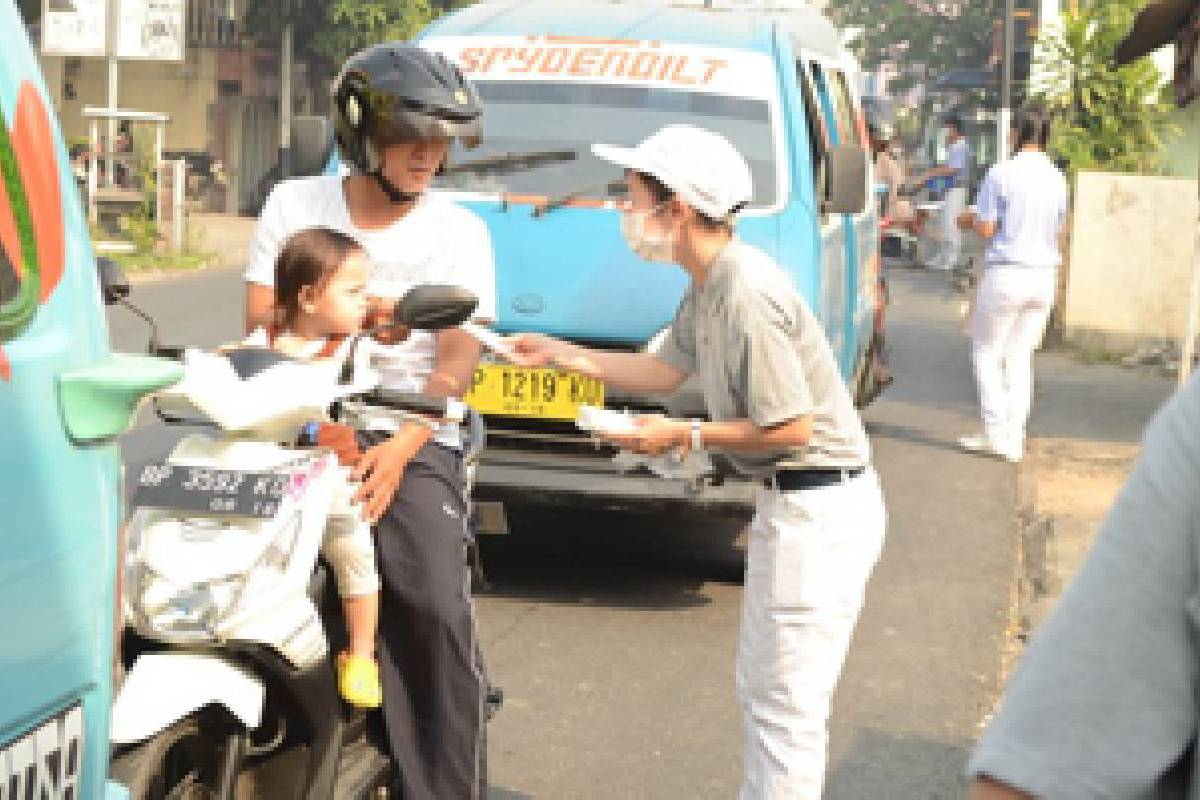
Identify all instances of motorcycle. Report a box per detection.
[104,267,485,799]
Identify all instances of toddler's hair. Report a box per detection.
[274,227,363,328]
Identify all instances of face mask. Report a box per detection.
[620,206,675,262]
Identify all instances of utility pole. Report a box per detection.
[105,0,119,188]
[998,0,1015,161]
[280,19,294,180]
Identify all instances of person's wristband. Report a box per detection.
[690,420,703,451]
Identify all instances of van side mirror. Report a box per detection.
[823,146,868,215]
[291,116,332,176]
[97,257,130,305]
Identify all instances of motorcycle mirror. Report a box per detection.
[394,284,479,331]
[98,257,130,305]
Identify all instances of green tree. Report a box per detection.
[826,0,1003,91]
[1032,0,1178,176]
[245,0,471,75]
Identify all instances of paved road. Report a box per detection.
[110,265,1018,799]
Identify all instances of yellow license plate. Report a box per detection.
[465,365,604,420]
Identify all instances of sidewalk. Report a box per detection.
[1015,352,1177,636]
[188,211,257,270]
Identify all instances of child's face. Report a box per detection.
[302,253,369,336]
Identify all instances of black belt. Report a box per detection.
[763,466,866,492]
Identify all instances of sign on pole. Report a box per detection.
[115,0,186,62]
[41,0,186,61]
[41,0,108,57]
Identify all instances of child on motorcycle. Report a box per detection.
[243,225,386,709]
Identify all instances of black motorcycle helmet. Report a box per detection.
[332,42,482,202]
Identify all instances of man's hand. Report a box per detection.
[351,433,421,523]
[602,416,690,458]
[957,209,977,230]
[506,333,569,368]
[365,296,410,345]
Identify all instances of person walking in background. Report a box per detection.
[868,121,904,218]
[955,105,1067,463]
[915,114,970,270]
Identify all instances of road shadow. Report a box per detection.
[477,505,748,610]
[487,788,534,800]
[825,727,972,800]
[863,420,970,456]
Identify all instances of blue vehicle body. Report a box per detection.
[0,4,177,795]
[331,1,881,514]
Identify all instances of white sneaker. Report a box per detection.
[958,434,1022,463]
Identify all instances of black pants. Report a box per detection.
[363,435,488,799]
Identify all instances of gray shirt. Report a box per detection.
[969,376,1200,799]
[656,239,871,476]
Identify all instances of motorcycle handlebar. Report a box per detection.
[354,389,467,424]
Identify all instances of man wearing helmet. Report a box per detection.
[243,43,493,799]
[507,125,886,799]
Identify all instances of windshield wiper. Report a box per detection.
[533,180,627,219]
[442,149,578,177]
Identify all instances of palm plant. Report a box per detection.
[1033,0,1180,176]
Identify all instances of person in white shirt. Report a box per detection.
[243,43,495,800]
[956,105,1068,463]
[917,114,971,270]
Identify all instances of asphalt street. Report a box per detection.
[109,264,1017,799]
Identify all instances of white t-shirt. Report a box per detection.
[245,175,496,448]
[973,150,1068,268]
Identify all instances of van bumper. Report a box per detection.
[474,450,756,517]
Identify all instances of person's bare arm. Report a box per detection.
[604,414,814,457]
[348,320,481,521]
[957,209,998,239]
[968,777,1033,800]
[509,334,688,395]
[426,328,483,398]
[245,282,274,333]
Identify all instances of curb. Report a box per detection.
[124,261,244,284]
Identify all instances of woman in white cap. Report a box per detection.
[508,124,887,799]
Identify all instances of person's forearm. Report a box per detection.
[245,282,275,334]
[427,329,483,398]
[388,422,432,459]
[554,345,685,395]
[972,219,998,239]
[697,417,813,454]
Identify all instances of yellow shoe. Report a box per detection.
[338,653,382,709]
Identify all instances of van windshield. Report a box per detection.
[436,81,779,208]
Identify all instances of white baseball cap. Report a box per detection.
[592,125,754,222]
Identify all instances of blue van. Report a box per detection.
[318,1,882,517]
[0,3,179,796]
[416,1,882,517]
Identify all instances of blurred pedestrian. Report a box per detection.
[915,114,970,270]
[968,372,1200,798]
[955,104,1066,463]
[869,121,904,218]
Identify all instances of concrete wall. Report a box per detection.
[40,48,220,151]
[1064,171,1199,353]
